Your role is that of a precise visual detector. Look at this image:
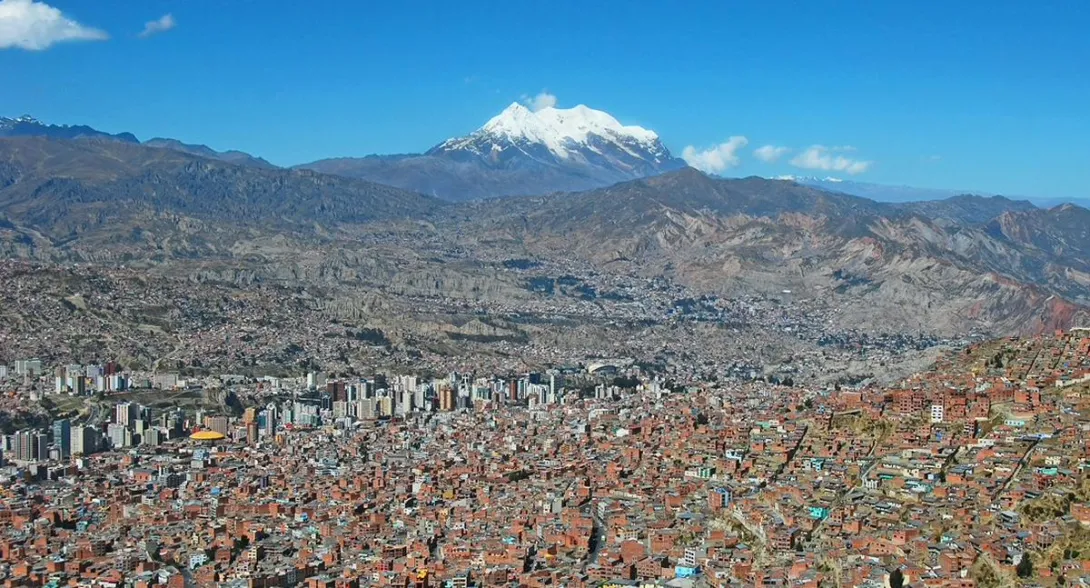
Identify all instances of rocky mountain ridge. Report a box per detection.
[1,135,1088,343]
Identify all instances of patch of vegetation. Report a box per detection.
[611,376,640,389]
[526,277,555,295]
[502,259,541,270]
[346,328,390,346]
[599,290,634,302]
[832,269,873,288]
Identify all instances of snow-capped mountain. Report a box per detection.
[299,102,687,201]
[0,115,39,129]
[429,102,678,171]
[0,115,139,143]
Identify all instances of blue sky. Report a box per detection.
[1,0,1088,199]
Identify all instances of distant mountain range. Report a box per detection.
[1,131,1089,338]
[297,102,688,201]
[0,137,441,240]
[5,112,1085,209]
[1,115,139,143]
[1,115,274,170]
[143,138,277,169]
[780,175,1090,209]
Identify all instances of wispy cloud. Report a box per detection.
[0,0,107,50]
[138,13,175,38]
[681,136,750,174]
[754,144,790,163]
[521,91,557,112]
[789,145,872,175]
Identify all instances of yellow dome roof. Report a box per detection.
[189,430,226,441]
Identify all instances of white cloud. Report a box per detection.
[681,136,750,174]
[521,91,557,112]
[0,0,107,50]
[754,144,790,163]
[789,145,872,175]
[139,13,175,38]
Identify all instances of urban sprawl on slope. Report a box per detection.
[0,330,1089,587]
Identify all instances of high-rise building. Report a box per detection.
[115,402,138,427]
[107,374,128,392]
[264,404,277,436]
[204,416,230,436]
[549,373,562,397]
[71,425,98,456]
[55,366,67,393]
[34,433,49,462]
[65,364,83,392]
[377,396,393,418]
[52,418,71,459]
[327,381,347,402]
[144,427,162,446]
[107,423,131,449]
[13,359,42,376]
[357,398,376,420]
[13,430,36,462]
[442,387,458,411]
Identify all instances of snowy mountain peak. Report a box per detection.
[0,115,42,128]
[434,102,665,163]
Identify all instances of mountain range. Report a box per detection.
[6,109,1083,208]
[1,116,275,170]
[1,115,139,143]
[2,108,1089,345]
[463,168,1090,335]
[1,131,1088,338]
[297,102,688,201]
[785,175,1090,210]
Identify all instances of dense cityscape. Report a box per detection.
[3,2,1089,586]
[0,330,1088,587]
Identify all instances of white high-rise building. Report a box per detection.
[115,402,138,427]
[71,425,98,456]
[107,423,131,449]
[14,359,42,376]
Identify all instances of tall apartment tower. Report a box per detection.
[52,418,71,459]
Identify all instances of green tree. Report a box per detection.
[1016,554,1033,578]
